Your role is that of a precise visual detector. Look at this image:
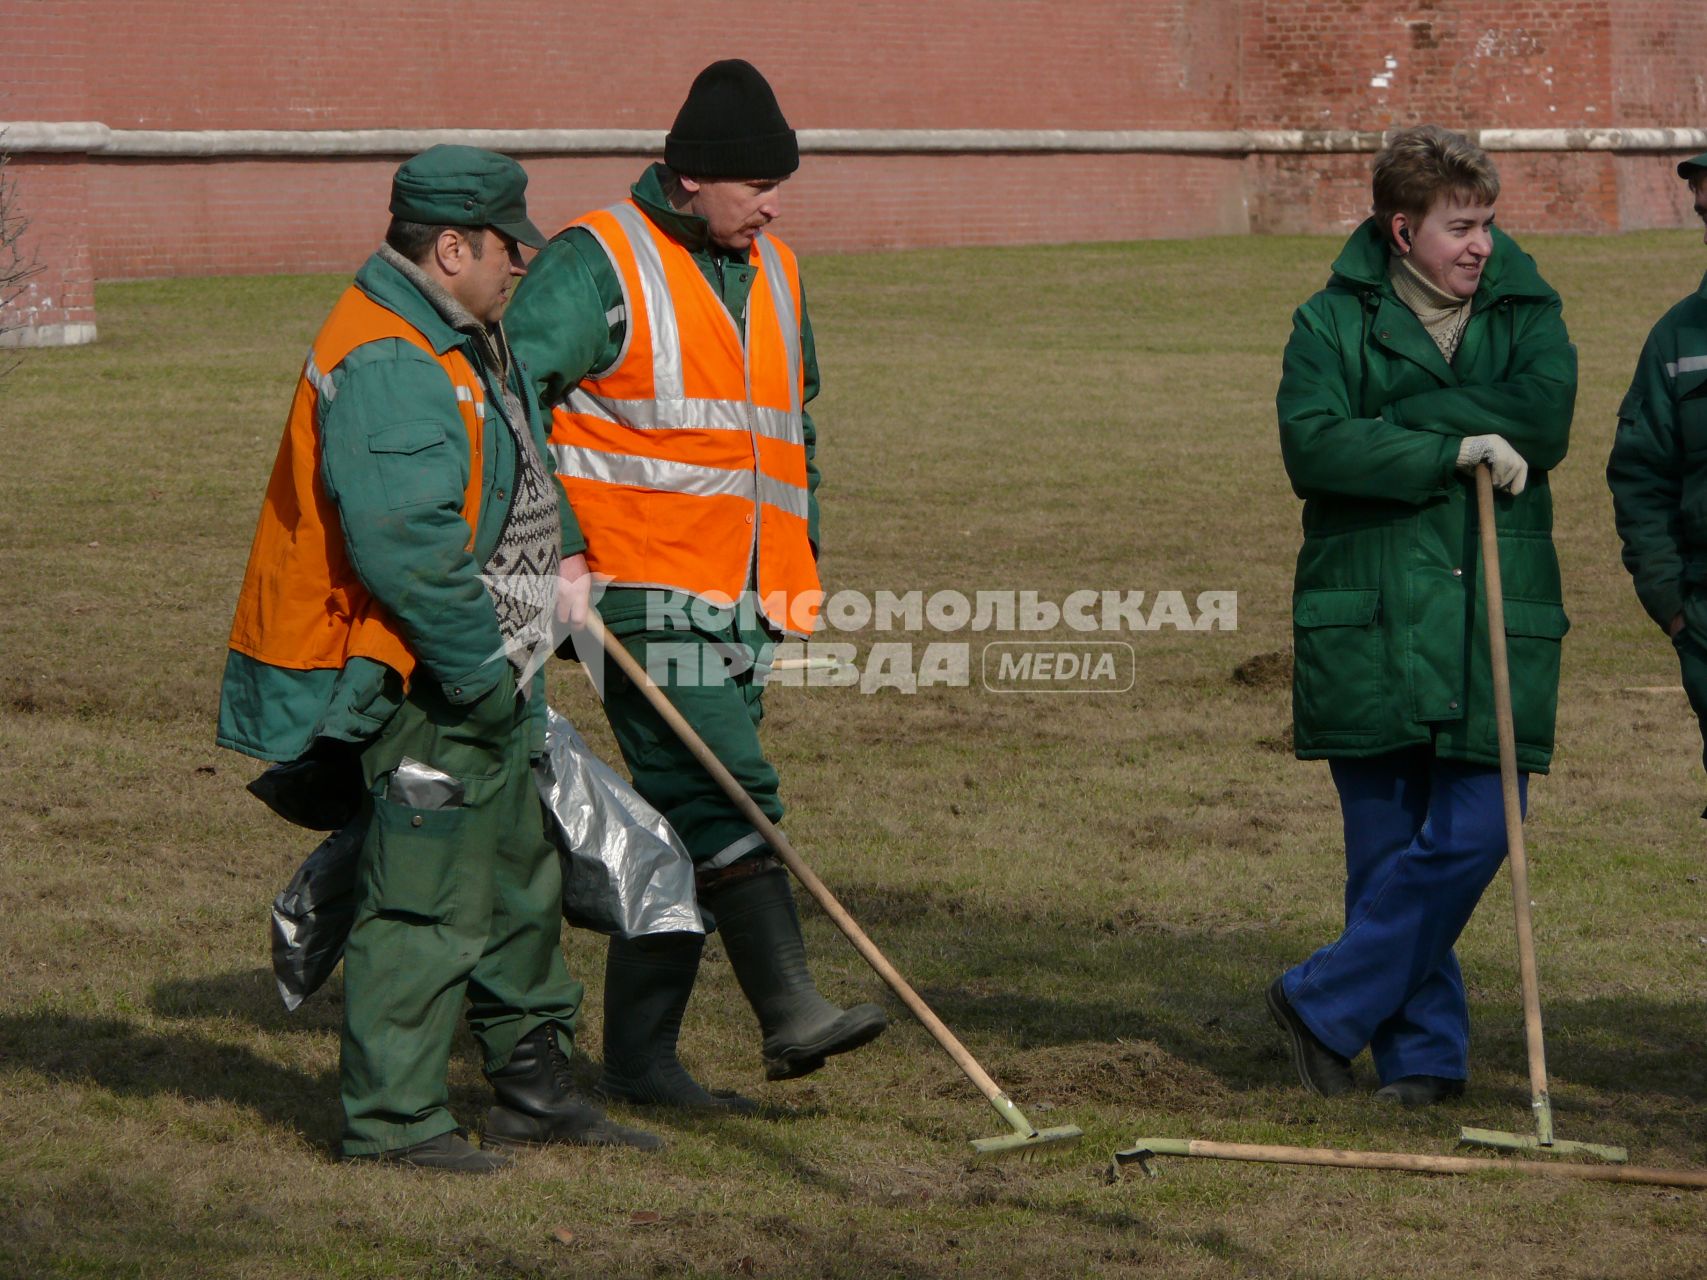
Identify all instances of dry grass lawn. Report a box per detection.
[2,229,1705,1278]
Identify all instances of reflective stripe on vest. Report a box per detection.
[550,201,819,637]
[227,285,486,683]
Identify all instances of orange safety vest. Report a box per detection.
[548,201,820,637]
[227,285,485,684]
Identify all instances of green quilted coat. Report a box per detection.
[1277,218,1576,773]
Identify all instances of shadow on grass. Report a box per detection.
[151,965,341,1034]
[821,883,1707,1112]
[0,1009,338,1147]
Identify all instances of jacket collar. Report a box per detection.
[1697,267,1707,301]
[353,250,471,357]
[352,249,530,428]
[1328,216,1557,306]
[630,162,750,263]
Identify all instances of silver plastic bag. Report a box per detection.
[538,707,704,938]
[268,707,702,1011]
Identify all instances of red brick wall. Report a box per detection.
[71,0,1241,133]
[2,157,98,339]
[2,0,96,340]
[1240,2,1616,130]
[1238,1,1631,233]
[1610,2,1707,232]
[2,0,1704,340]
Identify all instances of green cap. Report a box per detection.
[1678,149,1707,181]
[389,145,546,249]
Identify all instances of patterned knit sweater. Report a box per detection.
[380,246,560,681]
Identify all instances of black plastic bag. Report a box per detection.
[269,820,364,1010]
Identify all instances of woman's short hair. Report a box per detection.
[1371,125,1500,227]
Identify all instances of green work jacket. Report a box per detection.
[505,164,821,635]
[217,252,572,762]
[1277,219,1576,773]
[1606,270,1707,635]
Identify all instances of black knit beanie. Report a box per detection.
[664,60,799,179]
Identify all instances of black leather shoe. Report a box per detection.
[1373,1075,1465,1106]
[1266,978,1355,1097]
[344,1129,510,1174]
[484,1025,664,1151]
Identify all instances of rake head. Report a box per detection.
[969,1124,1085,1163]
[967,1093,1083,1162]
[1458,1126,1628,1164]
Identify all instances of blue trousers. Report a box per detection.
[1282,749,1526,1084]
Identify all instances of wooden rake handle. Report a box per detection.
[1476,463,1553,1135]
[1117,1137,1707,1189]
[584,611,1023,1119]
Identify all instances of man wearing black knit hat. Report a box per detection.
[507,60,887,1114]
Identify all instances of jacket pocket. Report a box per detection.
[1500,598,1569,753]
[363,796,465,923]
[1292,588,1381,738]
[368,419,454,510]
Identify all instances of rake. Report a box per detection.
[1112,1138,1707,1189]
[1113,465,1663,1187]
[586,612,1082,1161]
[1455,463,1627,1162]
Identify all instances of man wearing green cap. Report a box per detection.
[507,61,887,1113]
[218,144,658,1170]
[1608,148,1707,812]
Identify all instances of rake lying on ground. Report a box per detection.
[1117,466,1684,1188]
[1111,1139,1707,1189]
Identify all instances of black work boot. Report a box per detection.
[596,932,759,1113]
[1266,978,1356,1098]
[705,868,887,1081]
[344,1128,511,1174]
[1372,1074,1466,1106]
[483,1024,664,1151]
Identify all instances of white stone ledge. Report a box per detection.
[0,321,99,348]
[4,122,1707,158]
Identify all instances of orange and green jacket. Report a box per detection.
[506,164,820,637]
[217,252,573,762]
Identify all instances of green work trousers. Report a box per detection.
[600,620,782,868]
[339,672,584,1156]
[1674,629,1707,780]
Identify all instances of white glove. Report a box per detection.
[1455,434,1528,496]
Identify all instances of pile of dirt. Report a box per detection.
[1231,649,1293,690]
[991,1038,1233,1109]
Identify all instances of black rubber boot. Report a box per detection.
[483,1024,664,1151]
[596,932,758,1113]
[705,868,887,1081]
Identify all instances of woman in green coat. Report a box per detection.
[1267,126,1575,1106]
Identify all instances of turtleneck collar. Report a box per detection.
[1388,251,1472,361]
